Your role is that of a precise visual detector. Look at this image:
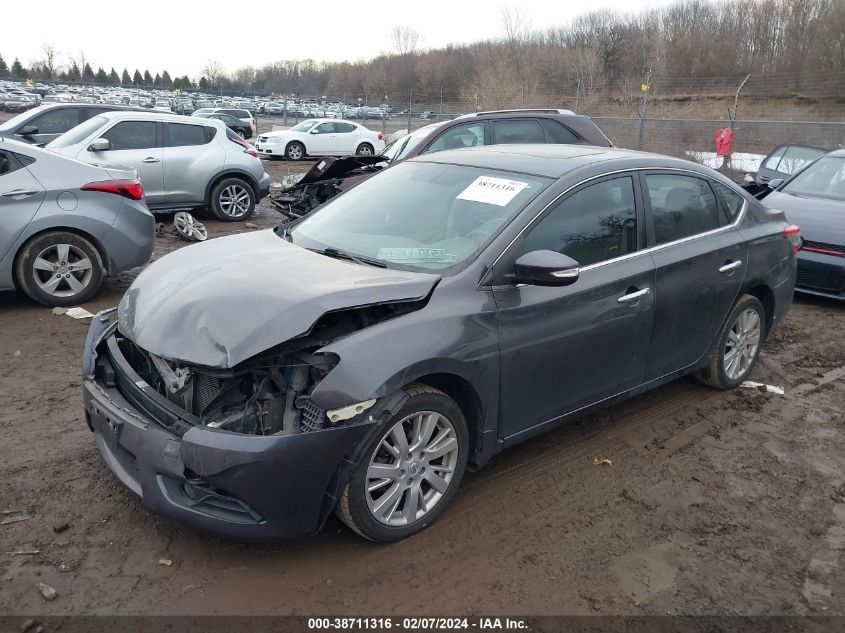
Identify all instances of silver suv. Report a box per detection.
[47,111,271,221]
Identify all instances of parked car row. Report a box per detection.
[0,105,271,306]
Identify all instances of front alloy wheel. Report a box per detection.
[723,308,761,381]
[337,384,468,541]
[366,411,460,526]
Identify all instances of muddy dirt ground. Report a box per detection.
[1,112,845,619]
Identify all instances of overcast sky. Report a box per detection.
[3,0,678,78]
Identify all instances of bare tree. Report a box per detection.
[501,6,533,50]
[571,45,604,109]
[390,25,420,56]
[202,59,224,88]
[41,42,59,80]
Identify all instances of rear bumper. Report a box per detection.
[796,251,845,300]
[257,172,271,199]
[82,315,376,541]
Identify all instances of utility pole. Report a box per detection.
[636,69,652,151]
[407,90,412,132]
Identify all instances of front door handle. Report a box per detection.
[1,189,39,198]
[142,157,160,164]
[618,287,651,304]
[719,260,743,274]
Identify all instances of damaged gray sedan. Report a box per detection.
[82,145,797,541]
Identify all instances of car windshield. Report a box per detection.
[289,161,549,271]
[47,115,107,148]
[782,156,845,202]
[290,120,318,132]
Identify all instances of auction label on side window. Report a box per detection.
[457,176,529,206]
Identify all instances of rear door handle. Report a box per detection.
[142,157,160,164]
[618,287,651,304]
[1,189,39,198]
[719,260,743,274]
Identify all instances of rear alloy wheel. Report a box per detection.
[285,141,305,161]
[209,177,256,221]
[337,384,468,541]
[356,143,374,156]
[15,231,104,306]
[237,129,246,139]
[696,294,766,389]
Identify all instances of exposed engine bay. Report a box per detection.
[270,155,388,221]
[113,299,426,436]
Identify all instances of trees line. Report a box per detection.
[2,0,844,101]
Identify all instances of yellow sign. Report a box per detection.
[26,78,33,85]
[641,83,649,92]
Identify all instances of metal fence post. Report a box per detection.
[574,78,580,114]
[408,91,413,132]
[439,87,443,121]
[636,70,651,151]
[723,74,751,173]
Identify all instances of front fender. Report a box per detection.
[309,284,500,433]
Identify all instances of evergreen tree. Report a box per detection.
[153,72,161,86]
[132,69,142,85]
[143,69,153,85]
[0,54,8,78]
[67,62,81,81]
[108,68,120,85]
[198,76,209,91]
[82,63,94,81]
[121,68,131,85]
[95,67,108,84]
[161,70,172,87]
[11,58,25,79]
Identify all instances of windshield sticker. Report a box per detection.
[377,247,454,263]
[457,176,529,206]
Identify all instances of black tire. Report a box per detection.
[336,383,469,542]
[695,294,766,390]
[236,129,246,138]
[285,141,305,161]
[209,177,256,222]
[355,143,375,156]
[15,231,104,307]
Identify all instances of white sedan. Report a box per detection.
[255,118,385,161]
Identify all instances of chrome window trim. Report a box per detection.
[485,166,748,283]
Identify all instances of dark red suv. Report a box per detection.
[383,109,613,161]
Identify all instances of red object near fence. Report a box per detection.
[715,127,733,156]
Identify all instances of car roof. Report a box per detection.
[410,144,702,179]
[97,110,218,125]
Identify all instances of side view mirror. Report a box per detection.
[18,125,38,136]
[767,178,784,190]
[309,128,320,134]
[514,250,580,287]
[88,138,110,152]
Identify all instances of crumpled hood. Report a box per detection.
[762,191,845,243]
[118,230,440,368]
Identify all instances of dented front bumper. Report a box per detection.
[82,312,379,541]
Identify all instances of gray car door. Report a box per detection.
[0,149,46,261]
[492,174,655,439]
[162,122,222,204]
[640,172,748,381]
[18,107,83,146]
[77,120,165,205]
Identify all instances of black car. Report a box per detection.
[82,145,798,542]
[756,149,845,299]
[209,113,252,139]
[0,103,147,145]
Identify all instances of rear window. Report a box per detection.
[491,119,546,144]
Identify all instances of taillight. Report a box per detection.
[378,133,383,141]
[232,136,258,157]
[82,179,144,201]
[784,225,801,253]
